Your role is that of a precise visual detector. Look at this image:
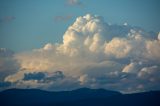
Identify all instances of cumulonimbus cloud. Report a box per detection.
[1,14,160,93]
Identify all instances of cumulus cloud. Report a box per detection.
[158,32,160,40]
[104,37,132,58]
[138,66,159,79]
[1,14,160,93]
[145,39,160,61]
[122,62,137,73]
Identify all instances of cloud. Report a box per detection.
[23,72,46,81]
[158,32,160,40]
[67,0,83,6]
[5,70,25,83]
[0,48,19,81]
[138,66,159,79]
[104,37,132,58]
[0,16,16,23]
[54,15,73,22]
[145,39,160,61]
[0,48,20,90]
[122,62,137,73]
[1,14,160,93]
[0,82,11,88]
[5,70,79,91]
[44,71,65,82]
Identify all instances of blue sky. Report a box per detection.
[1,0,160,92]
[0,0,160,51]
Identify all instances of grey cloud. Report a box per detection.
[47,76,80,91]
[0,82,11,88]
[44,71,65,82]
[0,16,16,23]
[67,0,83,6]
[0,48,20,81]
[23,72,46,81]
[54,15,73,22]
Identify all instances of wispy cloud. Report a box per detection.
[66,0,84,7]
[0,16,16,23]
[54,14,73,22]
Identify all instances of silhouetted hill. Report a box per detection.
[0,88,160,106]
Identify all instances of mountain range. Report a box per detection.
[0,88,160,106]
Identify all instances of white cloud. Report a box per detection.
[78,74,88,85]
[122,62,137,73]
[145,39,160,61]
[123,22,128,26]
[104,37,132,58]
[138,66,158,78]
[5,71,25,83]
[2,14,160,93]
[158,32,160,40]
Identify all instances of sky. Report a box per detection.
[0,0,160,51]
[0,0,160,93]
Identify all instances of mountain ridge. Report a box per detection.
[0,88,160,106]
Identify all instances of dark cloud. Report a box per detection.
[0,48,19,81]
[45,71,65,82]
[23,72,46,81]
[47,75,80,91]
[0,82,11,88]
[0,48,14,57]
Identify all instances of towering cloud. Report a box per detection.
[1,14,160,93]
